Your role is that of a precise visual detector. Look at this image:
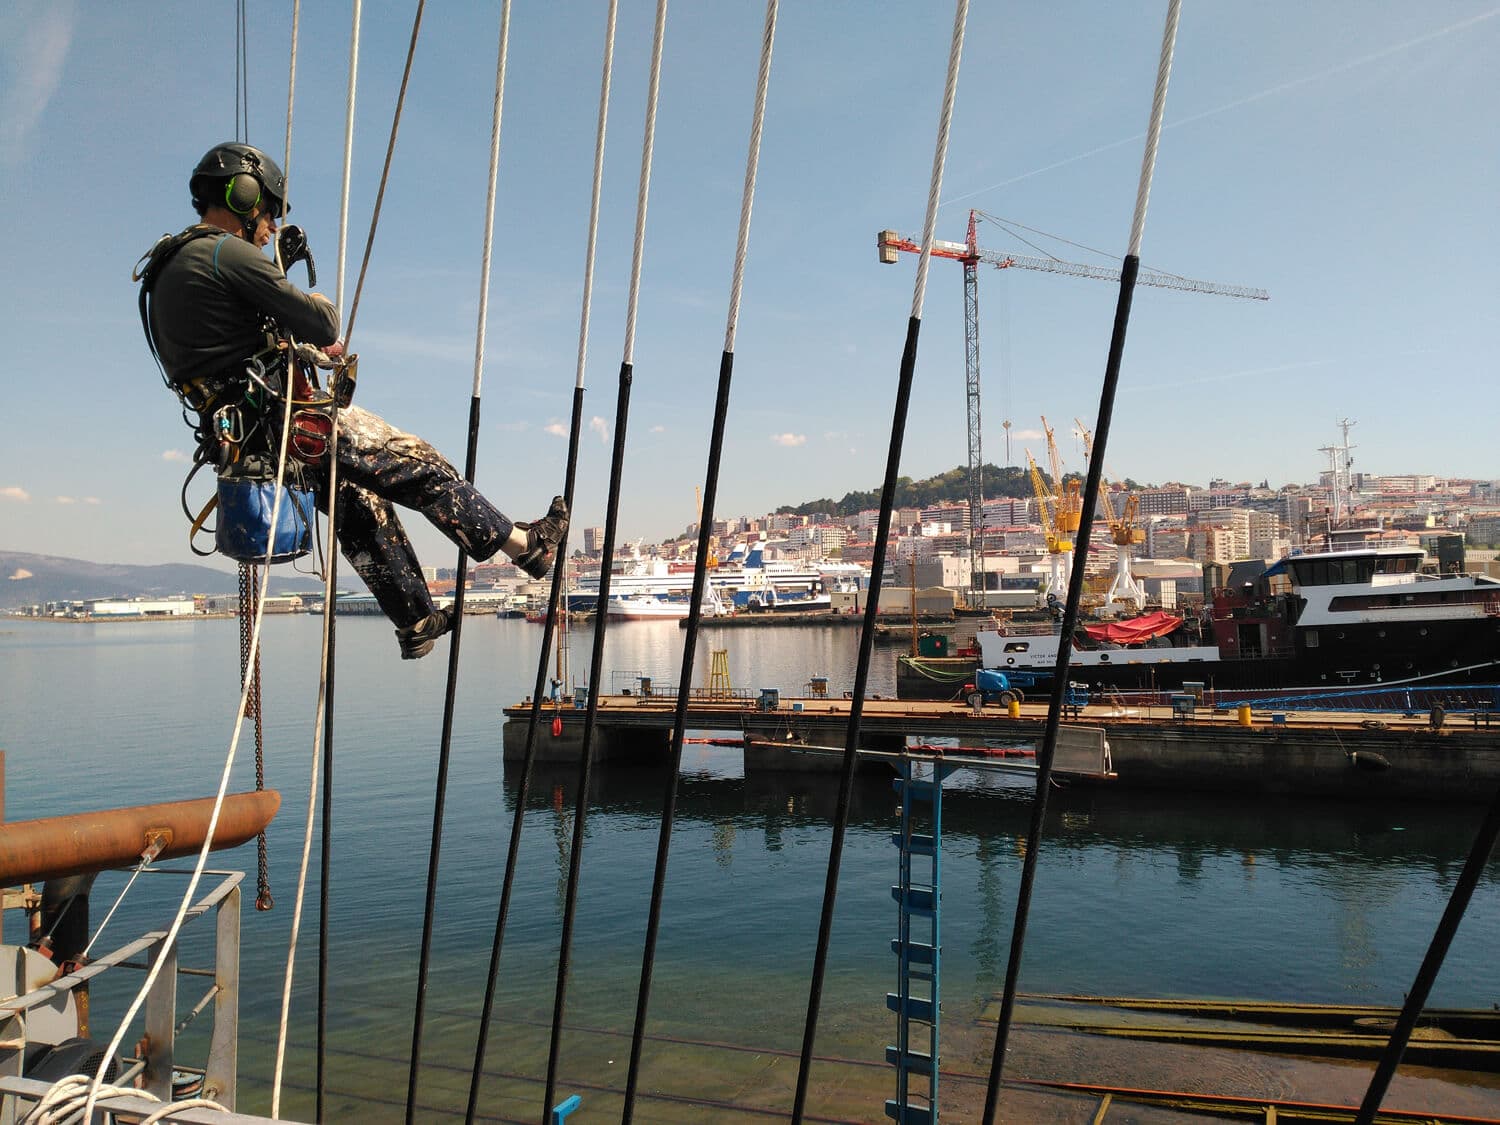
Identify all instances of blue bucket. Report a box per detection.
[216,476,316,564]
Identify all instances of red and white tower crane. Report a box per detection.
[877,210,1267,608]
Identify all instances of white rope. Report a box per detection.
[470,0,512,399]
[336,1,363,314]
[910,0,969,322]
[87,368,297,1121]
[21,1074,228,1125]
[722,0,778,353]
[1129,0,1181,257]
[621,0,669,365]
[89,21,313,1095]
[271,409,341,1119]
[574,0,618,391]
[269,2,368,1112]
[138,1096,232,1124]
[24,1076,154,1123]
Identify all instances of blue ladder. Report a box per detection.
[886,760,957,1124]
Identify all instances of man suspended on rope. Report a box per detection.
[138,142,568,659]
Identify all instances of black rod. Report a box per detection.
[791,315,922,1123]
[621,350,734,1122]
[315,550,336,1123]
[1354,782,1500,1123]
[983,254,1140,1121]
[542,362,633,1120]
[404,392,481,1124]
[467,382,585,1123]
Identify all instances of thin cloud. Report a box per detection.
[943,8,1500,206]
[0,3,77,165]
[650,425,665,433]
[1010,428,1043,441]
[54,496,75,505]
[771,433,807,448]
[543,421,567,437]
[163,449,189,463]
[2,486,31,502]
[589,416,610,443]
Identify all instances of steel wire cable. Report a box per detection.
[465,3,618,1121]
[982,2,1180,1118]
[791,2,968,1120]
[620,4,778,1120]
[1355,783,1500,1123]
[405,3,511,1122]
[343,0,425,349]
[543,3,668,1118]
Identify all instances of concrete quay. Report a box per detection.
[500,695,1500,803]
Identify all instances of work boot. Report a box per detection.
[513,496,569,580]
[396,607,453,660]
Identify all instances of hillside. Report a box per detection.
[779,462,1119,518]
[0,550,326,608]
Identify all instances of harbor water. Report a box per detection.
[2,616,1498,1121]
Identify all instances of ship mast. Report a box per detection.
[1318,418,1357,527]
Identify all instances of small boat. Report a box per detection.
[605,586,728,620]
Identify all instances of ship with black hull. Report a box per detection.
[901,545,1500,701]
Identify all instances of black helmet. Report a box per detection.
[190,142,288,218]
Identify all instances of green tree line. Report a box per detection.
[778,464,1078,518]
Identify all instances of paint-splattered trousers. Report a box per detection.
[305,405,513,629]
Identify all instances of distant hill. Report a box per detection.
[777,462,1142,518]
[0,550,326,608]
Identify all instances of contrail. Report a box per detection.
[942,7,1500,207]
[0,2,78,162]
[1124,357,1335,394]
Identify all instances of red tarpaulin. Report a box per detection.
[1081,610,1182,645]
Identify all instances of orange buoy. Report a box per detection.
[552,714,564,738]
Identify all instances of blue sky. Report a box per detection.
[2,2,1496,568]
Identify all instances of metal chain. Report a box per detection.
[239,562,274,911]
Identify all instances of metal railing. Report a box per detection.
[0,869,244,1120]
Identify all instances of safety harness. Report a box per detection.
[133,225,354,560]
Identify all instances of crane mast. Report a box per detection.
[961,211,983,607]
[877,211,1266,614]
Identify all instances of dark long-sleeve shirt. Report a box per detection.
[149,226,340,384]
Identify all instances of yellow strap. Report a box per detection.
[190,493,219,539]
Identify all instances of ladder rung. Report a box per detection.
[891,938,936,965]
[891,886,935,914]
[885,1045,934,1074]
[885,1099,935,1124]
[890,831,935,855]
[886,993,935,1022]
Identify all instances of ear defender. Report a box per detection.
[224,173,262,215]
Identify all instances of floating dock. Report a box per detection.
[502,694,1500,802]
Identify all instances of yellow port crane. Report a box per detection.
[1042,415,1082,537]
[1076,419,1146,611]
[695,486,719,569]
[1026,448,1071,598]
[876,210,1266,609]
